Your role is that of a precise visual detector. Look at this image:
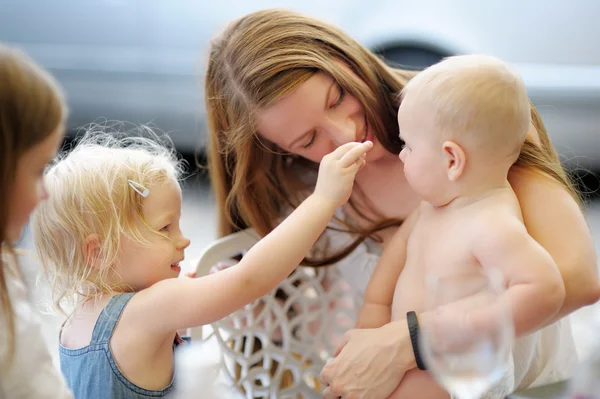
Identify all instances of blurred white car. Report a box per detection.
[2,0,599,169]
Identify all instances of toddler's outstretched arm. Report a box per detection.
[133,141,373,334]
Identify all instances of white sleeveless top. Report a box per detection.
[0,266,73,399]
[320,212,578,395]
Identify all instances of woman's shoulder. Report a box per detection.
[508,165,580,214]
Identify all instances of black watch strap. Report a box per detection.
[407,311,427,371]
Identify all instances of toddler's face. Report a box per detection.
[114,177,191,291]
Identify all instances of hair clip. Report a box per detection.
[128,180,149,198]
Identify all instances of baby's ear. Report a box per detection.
[84,234,103,270]
[442,140,466,182]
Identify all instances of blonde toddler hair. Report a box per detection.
[31,126,184,314]
[401,54,531,160]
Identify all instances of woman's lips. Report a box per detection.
[360,123,374,143]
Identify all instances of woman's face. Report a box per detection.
[256,71,388,164]
[7,127,64,242]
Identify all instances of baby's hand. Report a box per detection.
[314,141,372,207]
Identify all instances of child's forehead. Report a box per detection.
[398,95,428,125]
[140,178,182,218]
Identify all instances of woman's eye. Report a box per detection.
[330,85,345,108]
[160,225,170,232]
[303,132,317,149]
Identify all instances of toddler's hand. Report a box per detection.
[209,260,238,274]
[182,270,196,279]
[314,141,372,208]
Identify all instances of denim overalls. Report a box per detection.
[59,293,179,398]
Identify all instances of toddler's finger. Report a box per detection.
[339,141,372,167]
[358,158,367,171]
[329,141,363,160]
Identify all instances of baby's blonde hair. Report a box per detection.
[31,126,184,314]
[401,54,531,159]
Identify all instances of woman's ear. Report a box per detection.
[442,141,466,182]
[84,234,102,270]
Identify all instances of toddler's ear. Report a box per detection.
[84,234,102,270]
[442,140,466,182]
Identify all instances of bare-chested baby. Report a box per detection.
[356,54,568,399]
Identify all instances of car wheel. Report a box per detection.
[375,46,451,71]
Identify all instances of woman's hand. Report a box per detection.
[320,320,415,399]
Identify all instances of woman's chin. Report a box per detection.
[365,141,390,163]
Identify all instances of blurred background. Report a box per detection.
[2,0,599,170]
[2,0,599,366]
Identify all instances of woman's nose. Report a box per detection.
[325,116,357,146]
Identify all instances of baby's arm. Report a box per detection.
[356,207,419,329]
[471,213,565,336]
[128,142,373,335]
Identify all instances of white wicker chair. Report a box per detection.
[191,228,362,399]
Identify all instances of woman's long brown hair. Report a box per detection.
[203,10,581,395]
[0,44,66,367]
[205,9,579,267]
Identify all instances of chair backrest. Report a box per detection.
[195,228,261,278]
[190,228,260,341]
[192,228,361,399]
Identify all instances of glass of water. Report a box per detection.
[419,268,514,399]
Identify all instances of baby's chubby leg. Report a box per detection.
[387,352,515,399]
[386,369,450,399]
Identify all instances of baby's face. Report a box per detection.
[397,98,451,205]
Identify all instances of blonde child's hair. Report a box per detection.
[401,54,531,160]
[31,125,184,314]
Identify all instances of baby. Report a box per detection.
[31,130,372,398]
[356,55,569,398]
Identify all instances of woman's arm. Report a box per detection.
[131,142,373,334]
[321,210,421,398]
[508,165,600,320]
[321,320,417,399]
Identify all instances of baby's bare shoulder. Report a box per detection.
[468,194,523,238]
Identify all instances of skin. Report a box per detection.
[59,142,372,392]
[60,178,193,389]
[7,127,65,242]
[355,91,565,398]
[256,71,598,398]
[257,72,420,244]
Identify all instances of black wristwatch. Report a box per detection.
[407,311,427,371]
